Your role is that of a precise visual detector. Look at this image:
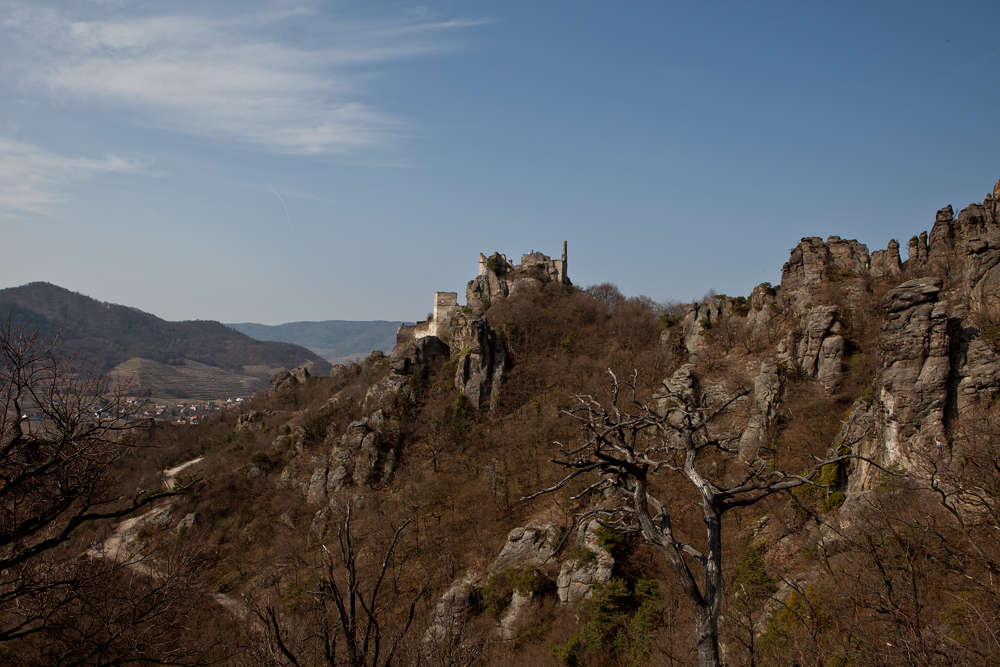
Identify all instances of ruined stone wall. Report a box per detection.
[467,243,571,311]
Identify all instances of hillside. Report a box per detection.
[227,319,404,364]
[0,282,332,399]
[6,179,1000,666]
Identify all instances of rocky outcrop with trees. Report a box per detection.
[6,182,1000,665]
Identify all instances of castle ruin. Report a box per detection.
[404,242,571,342]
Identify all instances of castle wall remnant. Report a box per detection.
[431,292,461,338]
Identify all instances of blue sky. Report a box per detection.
[2,1,998,324]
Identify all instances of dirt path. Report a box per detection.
[92,456,204,562]
[163,456,204,491]
[89,456,249,620]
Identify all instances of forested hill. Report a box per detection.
[227,319,404,364]
[0,282,332,380]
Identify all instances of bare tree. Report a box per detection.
[256,504,426,667]
[929,402,1000,582]
[584,282,625,312]
[526,370,853,667]
[0,322,189,651]
[14,547,236,667]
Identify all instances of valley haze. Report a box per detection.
[226,320,406,365]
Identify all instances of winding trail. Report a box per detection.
[163,456,204,491]
[92,456,204,562]
[89,456,249,620]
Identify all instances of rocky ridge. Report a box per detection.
[773,181,1000,493]
[664,179,1000,496]
[223,182,1000,658]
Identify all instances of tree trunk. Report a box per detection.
[694,605,722,667]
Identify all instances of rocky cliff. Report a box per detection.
[759,179,1000,493]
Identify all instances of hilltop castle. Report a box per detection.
[405,242,571,341]
[388,243,569,411]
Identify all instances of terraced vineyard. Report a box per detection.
[110,357,267,401]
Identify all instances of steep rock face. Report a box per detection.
[449,314,507,411]
[954,197,1000,314]
[817,335,846,390]
[954,327,1000,412]
[772,304,845,390]
[874,278,950,472]
[781,236,870,292]
[842,278,952,492]
[795,305,839,377]
[738,361,781,461]
[770,182,1000,492]
[926,206,955,270]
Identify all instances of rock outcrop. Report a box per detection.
[492,522,560,571]
[873,278,950,472]
[556,520,615,605]
[270,365,311,392]
[770,179,1000,494]
[781,236,870,292]
[282,408,404,503]
[738,361,781,461]
[328,409,398,493]
[422,572,479,655]
[422,521,563,650]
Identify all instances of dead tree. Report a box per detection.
[526,370,853,667]
[258,505,426,667]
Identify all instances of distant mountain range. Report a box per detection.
[0,282,332,400]
[226,320,405,365]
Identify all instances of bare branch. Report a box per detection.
[525,368,853,667]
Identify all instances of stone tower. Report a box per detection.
[559,240,568,284]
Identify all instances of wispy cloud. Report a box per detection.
[2,2,482,155]
[0,138,144,219]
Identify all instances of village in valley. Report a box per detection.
[139,397,249,424]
